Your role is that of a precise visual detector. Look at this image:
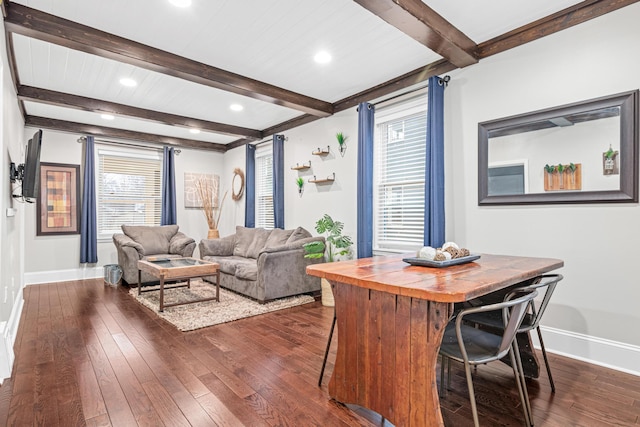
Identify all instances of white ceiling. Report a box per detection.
[5,0,589,147]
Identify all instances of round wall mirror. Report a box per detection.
[232,168,245,201]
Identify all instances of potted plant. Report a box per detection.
[556,163,565,189]
[544,164,555,189]
[303,214,353,306]
[604,145,618,173]
[568,162,577,187]
[296,177,305,197]
[336,132,348,157]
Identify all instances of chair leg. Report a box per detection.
[512,341,534,426]
[462,361,480,427]
[536,326,556,393]
[318,311,337,387]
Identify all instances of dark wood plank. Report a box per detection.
[1,278,639,427]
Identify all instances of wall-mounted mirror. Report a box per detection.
[478,90,638,205]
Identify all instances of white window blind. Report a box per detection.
[373,96,427,253]
[255,145,274,229]
[96,146,162,238]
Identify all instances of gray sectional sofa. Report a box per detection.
[199,226,324,303]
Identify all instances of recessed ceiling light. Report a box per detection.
[119,77,137,87]
[230,104,244,112]
[189,128,201,134]
[101,114,115,120]
[314,51,332,64]
[169,0,192,7]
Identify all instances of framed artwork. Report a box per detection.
[184,172,219,208]
[37,163,81,236]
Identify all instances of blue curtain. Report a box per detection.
[424,76,446,247]
[161,147,177,225]
[245,144,256,228]
[272,135,285,229]
[80,135,97,263]
[357,102,375,259]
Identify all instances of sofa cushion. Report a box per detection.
[246,228,272,259]
[264,228,293,249]
[203,256,258,281]
[122,225,178,255]
[286,226,312,243]
[235,259,258,281]
[233,226,254,257]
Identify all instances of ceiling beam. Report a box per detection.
[353,0,478,68]
[25,116,227,152]
[226,58,457,150]
[4,3,334,117]
[477,0,640,58]
[17,85,263,140]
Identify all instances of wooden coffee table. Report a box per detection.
[137,257,220,312]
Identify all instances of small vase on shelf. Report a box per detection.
[208,229,220,239]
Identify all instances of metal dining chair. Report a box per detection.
[464,274,563,392]
[439,290,539,427]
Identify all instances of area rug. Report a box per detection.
[129,280,315,331]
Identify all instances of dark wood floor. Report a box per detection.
[0,279,638,426]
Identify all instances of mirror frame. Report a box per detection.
[478,90,639,205]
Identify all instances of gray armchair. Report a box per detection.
[113,224,196,285]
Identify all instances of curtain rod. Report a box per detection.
[371,75,450,107]
[76,136,181,154]
[252,136,288,147]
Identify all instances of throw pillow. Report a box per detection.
[233,226,254,257]
[264,228,293,249]
[246,228,272,259]
[286,226,312,243]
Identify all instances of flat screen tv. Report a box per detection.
[22,129,43,200]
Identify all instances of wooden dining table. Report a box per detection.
[306,253,564,427]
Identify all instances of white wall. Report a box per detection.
[218,108,360,252]
[445,3,640,368]
[1,19,26,381]
[23,128,225,281]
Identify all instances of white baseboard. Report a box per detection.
[532,325,640,377]
[25,266,104,285]
[0,292,24,383]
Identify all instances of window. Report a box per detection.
[255,145,274,229]
[96,146,162,239]
[373,95,427,253]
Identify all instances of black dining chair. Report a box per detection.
[439,290,539,427]
[464,274,563,393]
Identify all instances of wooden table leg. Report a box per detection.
[215,270,220,302]
[159,276,165,312]
[328,281,451,427]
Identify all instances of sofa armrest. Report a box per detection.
[170,232,196,256]
[113,233,144,255]
[257,247,322,301]
[260,236,325,255]
[199,234,235,257]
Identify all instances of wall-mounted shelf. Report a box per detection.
[291,161,311,170]
[309,173,335,184]
[312,146,330,156]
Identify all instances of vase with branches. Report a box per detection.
[195,178,228,238]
